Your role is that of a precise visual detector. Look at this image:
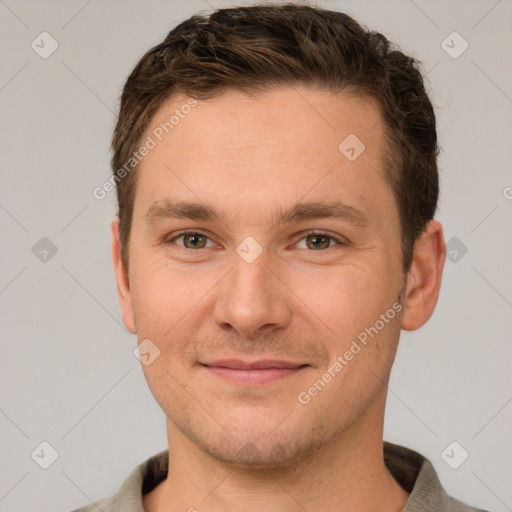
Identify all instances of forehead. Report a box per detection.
[145,86,384,156]
[134,86,394,229]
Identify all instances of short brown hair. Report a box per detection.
[112,2,439,272]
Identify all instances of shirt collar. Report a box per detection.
[90,442,479,512]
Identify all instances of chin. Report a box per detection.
[185,416,334,470]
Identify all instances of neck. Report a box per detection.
[144,390,409,512]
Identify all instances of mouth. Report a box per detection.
[200,359,310,386]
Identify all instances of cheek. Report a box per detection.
[129,257,218,344]
[290,261,390,341]
[130,272,172,337]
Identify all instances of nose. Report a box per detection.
[213,250,294,338]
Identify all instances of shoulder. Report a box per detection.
[68,496,112,512]
[67,449,169,512]
[384,441,492,512]
[446,496,491,512]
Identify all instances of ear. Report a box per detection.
[111,218,136,334]
[401,220,446,331]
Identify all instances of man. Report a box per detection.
[73,3,488,511]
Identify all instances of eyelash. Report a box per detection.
[165,230,346,251]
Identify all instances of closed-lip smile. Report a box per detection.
[201,359,309,386]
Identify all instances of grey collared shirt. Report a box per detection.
[70,442,489,512]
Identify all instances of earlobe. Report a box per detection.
[111,218,137,334]
[401,220,446,331]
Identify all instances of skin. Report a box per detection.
[112,86,445,512]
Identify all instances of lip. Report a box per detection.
[201,359,309,386]
[203,359,306,370]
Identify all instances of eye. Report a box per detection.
[295,231,344,250]
[168,231,215,249]
[166,230,345,251]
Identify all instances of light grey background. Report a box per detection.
[1,0,511,511]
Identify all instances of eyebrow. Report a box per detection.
[143,200,371,230]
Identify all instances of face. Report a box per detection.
[113,86,431,469]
